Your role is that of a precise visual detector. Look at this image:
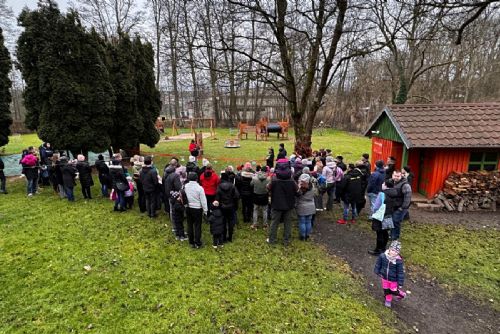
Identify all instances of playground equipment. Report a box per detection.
[224,138,241,148]
[237,117,289,140]
[156,117,216,138]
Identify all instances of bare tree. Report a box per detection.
[70,0,144,40]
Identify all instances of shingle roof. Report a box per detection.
[365,103,500,148]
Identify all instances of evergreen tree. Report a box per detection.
[0,28,12,147]
[133,37,160,147]
[17,1,115,155]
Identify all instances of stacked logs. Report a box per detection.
[434,170,499,212]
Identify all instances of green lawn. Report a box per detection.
[1,133,42,155]
[0,131,398,333]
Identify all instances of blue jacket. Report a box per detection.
[374,252,405,286]
[367,167,385,194]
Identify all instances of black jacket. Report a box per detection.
[140,166,159,193]
[338,168,365,203]
[215,180,240,209]
[62,163,77,188]
[269,177,297,210]
[95,159,111,186]
[0,157,4,177]
[186,162,199,175]
[76,161,94,187]
[236,172,254,197]
[209,208,225,235]
[165,169,182,196]
[109,164,128,191]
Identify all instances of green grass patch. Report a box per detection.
[402,223,500,310]
[1,133,42,155]
[0,131,398,333]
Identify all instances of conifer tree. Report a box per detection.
[0,27,12,147]
[17,1,115,155]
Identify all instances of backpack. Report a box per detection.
[275,161,292,180]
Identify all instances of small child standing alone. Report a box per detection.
[208,201,225,249]
[374,240,407,308]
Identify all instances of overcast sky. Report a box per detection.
[7,0,70,15]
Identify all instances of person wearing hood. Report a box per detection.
[186,155,199,175]
[200,164,220,216]
[76,154,94,199]
[185,172,208,248]
[374,240,406,308]
[322,157,343,211]
[250,169,270,229]
[95,154,111,197]
[236,162,254,223]
[296,173,316,241]
[367,160,386,216]
[208,201,225,249]
[215,170,240,242]
[140,156,159,218]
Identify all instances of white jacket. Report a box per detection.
[184,181,208,213]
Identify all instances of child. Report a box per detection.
[208,201,225,249]
[170,190,187,241]
[374,240,406,308]
[124,176,135,209]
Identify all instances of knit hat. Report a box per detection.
[202,158,209,167]
[389,240,401,254]
[302,167,310,174]
[189,156,196,163]
[326,156,334,163]
[77,154,85,162]
[212,200,219,207]
[299,173,311,183]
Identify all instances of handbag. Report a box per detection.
[371,193,386,221]
[382,216,394,230]
[116,181,129,192]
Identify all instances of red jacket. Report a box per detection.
[200,170,220,195]
[189,143,197,152]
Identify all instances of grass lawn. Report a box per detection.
[1,133,42,155]
[0,131,399,333]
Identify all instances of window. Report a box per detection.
[468,152,499,171]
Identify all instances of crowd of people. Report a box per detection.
[8,141,414,308]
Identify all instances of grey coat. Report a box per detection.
[295,186,316,216]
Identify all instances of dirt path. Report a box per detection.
[313,217,500,334]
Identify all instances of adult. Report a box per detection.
[296,173,316,241]
[95,154,111,197]
[267,160,298,246]
[20,149,39,197]
[186,155,199,175]
[335,156,347,172]
[140,156,159,218]
[109,158,129,212]
[215,171,240,242]
[385,170,412,240]
[236,163,254,223]
[0,156,6,194]
[337,163,364,224]
[366,160,386,215]
[265,147,274,170]
[54,155,66,198]
[199,164,220,216]
[185,172,208,248]
[250,169,269,229]
[385,156,396,181]
[322,157,343,211]
[76,154,94,199]
[369,181,395,255]
[362,153,371,176]
[62,159,77,201]
[38,143,52,187]
[165,162,183,227]
[132,159,146,213]
[402,166,414,186]
[163,158,180,215]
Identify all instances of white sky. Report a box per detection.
[7,0,70,16]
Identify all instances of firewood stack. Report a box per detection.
[434,171,499,212]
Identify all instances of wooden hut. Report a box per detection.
[364,103,500,198]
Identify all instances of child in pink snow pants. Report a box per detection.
[374,240,407,307]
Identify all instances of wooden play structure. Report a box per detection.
[156,117,216,138]
[237,117,289,140]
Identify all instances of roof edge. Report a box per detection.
[363,107,412,149]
